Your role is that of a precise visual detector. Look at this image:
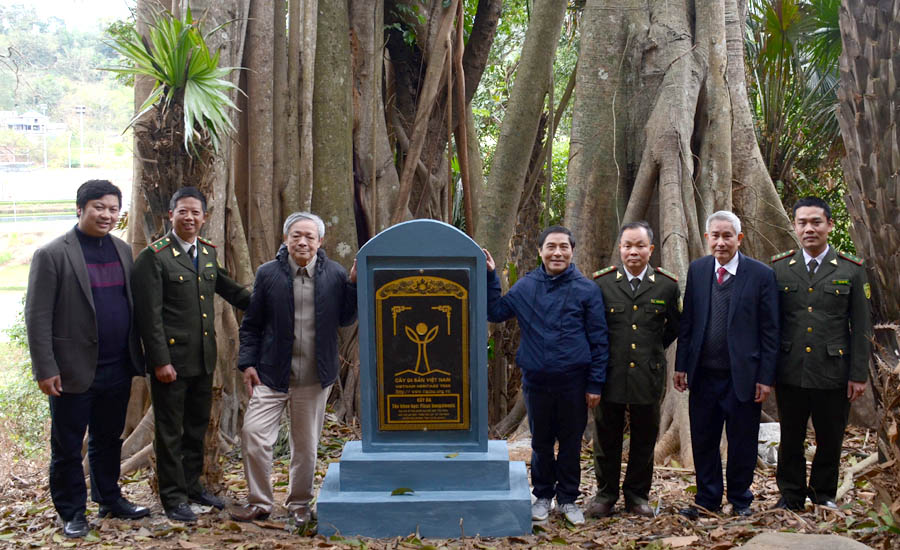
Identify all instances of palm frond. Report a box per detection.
[100,5,241,154]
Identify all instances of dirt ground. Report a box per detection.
[1,422,897,550]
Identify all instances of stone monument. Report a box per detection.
[317,220,532,538]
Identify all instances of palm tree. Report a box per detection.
[104,5,240,238]
[746,0,843,201]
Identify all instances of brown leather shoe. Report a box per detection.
[625,503,654,517]
[291,505,311,526]
[229,504,270,522]
[586,499,614,518]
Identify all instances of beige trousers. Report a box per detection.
[241,382,330,512]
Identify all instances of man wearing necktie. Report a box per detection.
[673,211,779,518]
[770,197,871,511]
[588,221,680,518]
[132,186,251,522]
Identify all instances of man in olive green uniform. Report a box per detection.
[771,197,871,511]
[133,187,251,522]
[588,221,680,518]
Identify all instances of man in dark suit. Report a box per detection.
[673,210,779,518]
[132,187,250,523]
[25,180,149,538]
[771,197,871,510]
[588,221,680,518]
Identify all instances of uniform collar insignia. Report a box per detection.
[648,273,655,283]
[830,258,838,265]
[202,246,209,255]
[788,258,796,265]
[616,271,623,280]
[172,247,181,257]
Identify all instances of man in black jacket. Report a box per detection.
[230,212,357,526]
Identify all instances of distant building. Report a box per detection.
[0,111,66,135]
[4,110,49,132]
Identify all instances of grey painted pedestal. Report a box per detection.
[318,441,531,538]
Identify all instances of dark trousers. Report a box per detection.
[49,364,132,521]
[524,384,587,505]
[688,369,761,510]
[775,384,850,505]
[150,370,213,510]
[593,399,660,507]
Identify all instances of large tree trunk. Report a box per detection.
[567,0,795,466]
[245,0,279,269]
[312,0,357,265]
[474,0,568,272]
[350,0,399,236]
[836,0,900,521]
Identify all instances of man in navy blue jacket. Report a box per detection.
[673,211,779,518]
[484,225,608,526]
[231,212,357,526]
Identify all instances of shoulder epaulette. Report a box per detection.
[771,249,796,263]
[198,236,216,248]
[655,266,678,282]
[592,266,617,279]
[149,237,171,253]
[838,250,863,265]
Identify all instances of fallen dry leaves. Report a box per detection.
[1,419,898,549]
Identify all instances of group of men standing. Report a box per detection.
[485,198,870,525]
[26,181,355,537]
[24,179,870,537]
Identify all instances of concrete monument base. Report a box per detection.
[317,441,532,538]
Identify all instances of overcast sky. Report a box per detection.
[8,0,133,30]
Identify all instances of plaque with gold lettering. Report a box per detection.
[374,269,469,431]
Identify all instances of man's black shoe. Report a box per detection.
[677,506,700,520]
[772,497,804,512]
[732,506,753,517]
[99,497,151,519]
[817,500,839,510]
[62,513,90,538]
[189,489,224,510]
[165,502,197,523]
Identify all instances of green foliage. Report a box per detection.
[866,503,900,535]
[746,0,855,250]
[102,7,240,153]
[0,302,49,457]
[0,4,125,118]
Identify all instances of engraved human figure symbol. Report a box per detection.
[397,321,450,377]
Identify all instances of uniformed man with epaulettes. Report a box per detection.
[587,221,680,518]
[132,186,251,523]
[770,197,871,511]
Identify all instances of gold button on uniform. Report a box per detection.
[808,306,813,312]
[805,346,812,353]
[204,331,208,336]
[632,324,637,331]
[807,327,813,333]
[808,287,814,293]
[839,349,844,356]
[629,362,635,368]
[178,275,183,281]
[631,343,636,350]
[633,305,638,311]
[200,295,205,301]
[202,313,207,319]
[169,338,175,344]
[610,307,614,313]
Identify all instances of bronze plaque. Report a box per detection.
[375,269,469,431]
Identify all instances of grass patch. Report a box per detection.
[0,308,49,457]
[0,264,29,290]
